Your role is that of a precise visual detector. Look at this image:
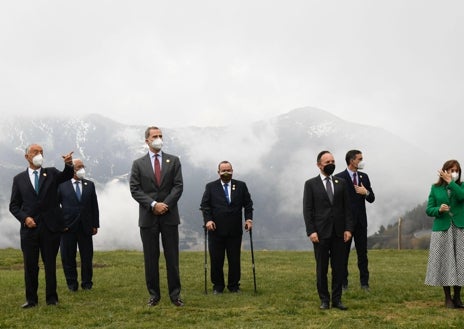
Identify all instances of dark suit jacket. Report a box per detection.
[58,179,99,235]
[10,165,75,232]
[303,175,353,239]
[130,152,183,227]
[335,169,375,228]
[200,179,253,237]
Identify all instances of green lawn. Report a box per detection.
[0,248,462,329]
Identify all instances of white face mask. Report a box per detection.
[357,161,365,170]
[151,138,163,151]
[451,172,459,182]
[76,168,86,179]
[32,154,43,167]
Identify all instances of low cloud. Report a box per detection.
[0,180,144,251]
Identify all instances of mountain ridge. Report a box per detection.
[0,107,432,250]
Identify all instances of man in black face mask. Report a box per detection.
[200,161,254,294]
[303,151,353,310]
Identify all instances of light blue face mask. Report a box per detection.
[76,168,86,179]
[32,154,43,167]
[151,138,163,151]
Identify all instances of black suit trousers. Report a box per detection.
[344,221,369,286]
[60,223,94,289]
[208,232,242,292]
[140,223,181,301]
[313,234,345,304]
[20,224,61,304]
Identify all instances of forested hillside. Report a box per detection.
[368,201,431,249]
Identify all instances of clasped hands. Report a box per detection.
[153,202,169,215]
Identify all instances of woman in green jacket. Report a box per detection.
[425,159,464,308]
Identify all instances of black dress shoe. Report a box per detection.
[147,298,160,306]
[67,283,78,291]
[319,302,330,310]
[46,299,58,306]
[81,284,93,290]
[213,290,223,295]
[172,298,184,307]
[332,302,348,310]
[21,302,37,309]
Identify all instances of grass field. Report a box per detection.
[0,248,463,329]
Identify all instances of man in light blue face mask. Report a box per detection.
[130,126,184,307]
[335,150,375,292]
[9,144,74,308]
[58,159,100,292]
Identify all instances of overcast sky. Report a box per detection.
[1,0,463,159]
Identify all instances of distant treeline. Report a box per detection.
[368,201,431,250]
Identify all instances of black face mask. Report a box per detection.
[323,163,335,176]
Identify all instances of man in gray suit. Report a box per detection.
[130,126,184,307]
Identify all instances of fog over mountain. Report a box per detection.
[0,107,435,250]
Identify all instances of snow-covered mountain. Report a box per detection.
[0,107,434,250]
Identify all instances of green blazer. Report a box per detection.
[426,181,464,231]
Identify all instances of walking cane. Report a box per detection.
[248,228,257,294]
[203,224,208,295]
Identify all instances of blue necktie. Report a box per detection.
[223,183,230,204]
[75,181,82,201]
[33,170,39,194]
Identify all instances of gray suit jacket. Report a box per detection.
[130,152,183,227]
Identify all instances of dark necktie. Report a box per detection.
[325,177,333,203]
[154,154,161,185]
[75,181,81,201]
[33,170,39,194]
[223,183,230,204]
[353,172,358,186]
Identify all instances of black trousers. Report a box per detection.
[140,224,181,301]
[20,224,61,304]
[313,234,345,304]
[60,223,94,290]
[343,221,369,287]
[208,232,242,292]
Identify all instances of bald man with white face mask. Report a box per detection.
[10,144,74,308]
